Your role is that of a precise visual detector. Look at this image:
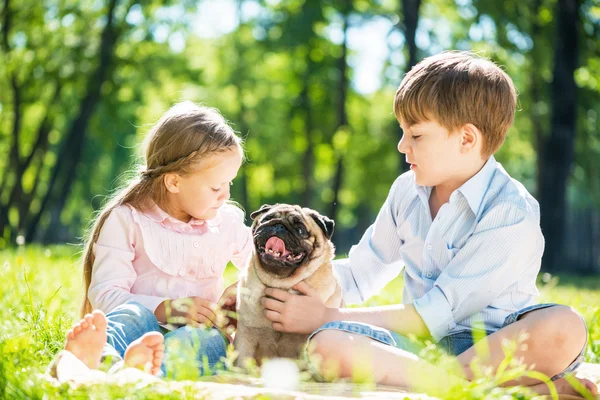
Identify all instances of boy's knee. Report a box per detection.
[308,330,349,360]
[526,305,587,355]
[306,330,351,380]
[548,306,586,348]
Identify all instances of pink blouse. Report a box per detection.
[88,203,253,314]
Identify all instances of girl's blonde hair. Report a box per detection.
[80,101,242,317]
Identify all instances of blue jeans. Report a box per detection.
[308,303,587,381]
[102,302,228,378]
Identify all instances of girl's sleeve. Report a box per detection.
[88,206,168,314]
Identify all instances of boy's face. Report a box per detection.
[398,120,468,187]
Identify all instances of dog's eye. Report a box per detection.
[296,225,306,235]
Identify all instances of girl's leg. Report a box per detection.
[163,326,228,378]
[103,302,162,363]
[49,310,109,382]
[49,307,165,382]
[123,332,165,376]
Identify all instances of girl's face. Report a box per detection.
[165,148,243,222]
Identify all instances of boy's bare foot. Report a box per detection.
[123,332,164,376]
[530,376,598,398]
[64,310,108,370]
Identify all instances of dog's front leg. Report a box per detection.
[233,323,260,368]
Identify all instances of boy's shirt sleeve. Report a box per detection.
[89,207,168,314]
[333,176,407,304]
[413,202,544,342]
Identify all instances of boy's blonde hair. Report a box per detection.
[80,101,242,316]
[394,51,517,157]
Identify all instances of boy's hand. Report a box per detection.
[261,281,334,334]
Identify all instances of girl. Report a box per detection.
[80,101,252,376]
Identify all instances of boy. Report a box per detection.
[261,51,597,397]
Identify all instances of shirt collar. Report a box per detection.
[143,203,222,234]
[413,156,497,217]
[415,180,433,207]
[456,156,498,216]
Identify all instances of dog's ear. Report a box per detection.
[308,210,335,240]
[250,204,276,220]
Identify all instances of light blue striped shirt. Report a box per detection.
[333,156,544,341]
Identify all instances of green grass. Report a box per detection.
[1,245,599,399]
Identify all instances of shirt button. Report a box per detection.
[426,272,433,278]
[193,242,199,248]
[427,244,433,251]
[188,269,195,276]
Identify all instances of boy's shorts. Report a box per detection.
[307,303,587,381]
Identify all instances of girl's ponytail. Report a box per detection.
[80,176,161,316]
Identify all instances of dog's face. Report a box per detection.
[250,204,334,278]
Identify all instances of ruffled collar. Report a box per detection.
[141,203,223,234]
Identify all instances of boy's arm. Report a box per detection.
[333,176,409,304]
[413,203,544,341]
[263,175,424,335]
[263,282,430,337]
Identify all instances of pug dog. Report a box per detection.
[234,204,342,366]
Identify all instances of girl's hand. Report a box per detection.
[155,297,218,327]
[261,281,333,334]
[217,281,239,329]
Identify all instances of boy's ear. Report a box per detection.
[308,210,335,240]
[250,204,276,220]
[163,173,180,193]
[460,123,481,152]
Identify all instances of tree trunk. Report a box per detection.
[234,0,250,213]
[538,0,579,272]
[397,0,421,175]
[0,1,64,242]
[235,105,250,213]
[529,0,544,194]
[328,9,349,230]
[28,0,121,242]
[0,0,23,240]
[300,62,315,208]
[1,77,22,240]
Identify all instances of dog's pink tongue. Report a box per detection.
[265,236,291,256]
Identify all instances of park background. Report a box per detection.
[1,0,599,273]
[1,1,600,398]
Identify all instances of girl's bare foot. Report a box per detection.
[123,332,164,376]
[64,310,108,370]
[529,376,598,398]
